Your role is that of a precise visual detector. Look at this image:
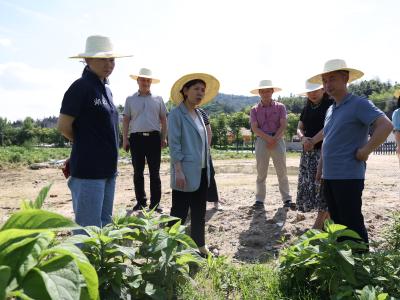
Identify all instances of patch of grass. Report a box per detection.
[177,256,315,300]
[0,146,71,168]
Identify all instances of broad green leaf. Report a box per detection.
[20,184,52,210]
[176,253,200,265]
[176,234,197,248]
[0,230,53,279]
[38,255,80,300]
[44,244,98,300]
[33,183,52,209]
[168,220,181,235]
[21,268,51,300]
[18,232,53,278]
[114,245,137,260]
[6,290,34,300]
[1,209,77,231]
[339,229,362,240]
[152,215,179,226]
[0,265,11,299]
[326,223,347,234]
[338,249,355,265]
[377,293,389,300]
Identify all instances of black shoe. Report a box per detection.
[252,201,264,208]
[283,200,293,209]
[149,203,163,213]
[132,203,147,211]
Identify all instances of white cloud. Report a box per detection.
[0,38,11,47]
[0,62,76,121]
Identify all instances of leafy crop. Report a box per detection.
[0,185,98,300]
[69,209,202,299]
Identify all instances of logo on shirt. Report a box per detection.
[93,98,108,106]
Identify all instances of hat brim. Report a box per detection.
[130,74,160,84]
[307,68,364,84]
[297,86,323,96]
[250,86,282,95]
[170,73,220,106]
[70,51,133,59]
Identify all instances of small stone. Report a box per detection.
[295,213,306,222]
[208,225,217,233]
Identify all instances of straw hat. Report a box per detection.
[170,73,220,105]
[250,80,282,95]
[130,68,160,84]
[297,81,323,96]
[307,59,364,84]
[394,89,400,99]
[70,35,132,59]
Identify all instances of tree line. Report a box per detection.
[1,79,398,148]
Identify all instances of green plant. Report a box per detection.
[383,211,400,251]
[178,256,286,300]
[69,209,202,299]
[279,220,368,298]
[0,185,98,300]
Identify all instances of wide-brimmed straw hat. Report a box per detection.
[307,59,364,84]
[297,81,323,96]
[250,80,282,95]
[170,73,220,106]
[70,35,132,59]
[130,68,160,83]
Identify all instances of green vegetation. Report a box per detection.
[178,256,285,300]
[1,185,400,299]
[0,146,70,168]
[0,184,98,300]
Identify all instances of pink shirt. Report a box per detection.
[250,101,287,134]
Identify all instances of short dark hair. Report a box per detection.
[180,79,206,101]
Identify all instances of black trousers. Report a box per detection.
[129,132,161,207]
[323,179,369,244]
[170,169,208,247]
[207,157,219,202]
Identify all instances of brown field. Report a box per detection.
[0,154,398,262]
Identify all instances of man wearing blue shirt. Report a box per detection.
[309,59,393,244]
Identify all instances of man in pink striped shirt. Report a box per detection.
[249,80,292,209]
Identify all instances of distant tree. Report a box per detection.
[228,111,249,152]
[210,113,228,149]
[0,117,12,146]
[286,113,300,141]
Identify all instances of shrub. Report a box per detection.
[68,210,202,299]
[0,185,98,300]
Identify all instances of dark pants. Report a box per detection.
[170,169,208,247]
[129,132,161,207]
[323,179,369,244]
[207,157,219,202]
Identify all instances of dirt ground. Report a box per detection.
[0,154,398,262]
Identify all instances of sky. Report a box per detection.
[1,0,400,121]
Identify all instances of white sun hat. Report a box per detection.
[307,59,364,84]
[250,80,282,95]
[129,68,160,84]
[69,35,132,59]
[297,81,323,96]
[170,73,220,106]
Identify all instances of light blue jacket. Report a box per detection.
[168,103,210,192]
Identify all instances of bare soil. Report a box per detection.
[0,154,398,262]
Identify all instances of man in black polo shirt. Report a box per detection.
[58,35,131,228]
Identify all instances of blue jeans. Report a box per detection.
[68,176,116,228]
